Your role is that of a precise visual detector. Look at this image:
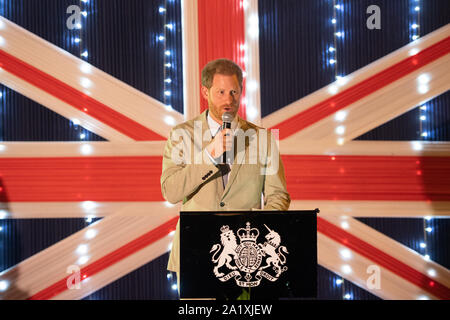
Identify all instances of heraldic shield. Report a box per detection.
[180,210,318,299]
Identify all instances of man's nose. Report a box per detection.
[224,93,234,104]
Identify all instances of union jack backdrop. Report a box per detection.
[0,0,449,300]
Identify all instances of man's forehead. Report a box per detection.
[211,73,240,87]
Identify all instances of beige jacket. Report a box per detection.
[161,110,290,272]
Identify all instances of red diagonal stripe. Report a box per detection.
[318,217,450,299]
[27,216,178,300]
[271,36,450,139]
[0,49,165,141]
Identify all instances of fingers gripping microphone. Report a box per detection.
[222,112,234,164]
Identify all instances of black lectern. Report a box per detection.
[180,209,318,299]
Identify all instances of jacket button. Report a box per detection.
[220,202,225,207]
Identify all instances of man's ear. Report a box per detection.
[201,86,209,100]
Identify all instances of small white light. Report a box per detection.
[80,77,92,88]
[411,141,423,151]
[335,111,347,122]
[159,7,166,13]
[418,84,428,94]
[339,249,352,260]
[164,201,175,208]
[165,50,171,56]
[171,283,178,291]
[329,59,336,64]
[0,280,9,292]
[158,35,165,41]
[247,80,258,92]
[336,76,348,86]
[81,201,97,212]
[74,38,81,43]
[164,78,172,83]
[419,242,426,248]
[85,215,95,223]
[77,256,89,265]
[164,116,175,126]
[328,85,338,94]
[427,269,436,277]
[341,265,352,274]
[421,132,428,137]
[80,144,93,155]
[341,221,349,229]
[0,210,9,219]
[0,92,2,98]
[329,46,335,52]
[418,295,429,300]
[76,244,89,255]
[336,279,343,285]
[85,229,98,240]
[80,63,92,74]
[417,74,430,85]
[409,48,420,56]
[412,35,419,40]
[164,90,171,96]
[420,115,426,121]
[81,51,89,58]
[335,125,345,135]
[425,216,432,221]
[81,11,87,17]
[331,18,337,24]
[76,23,82,29]
[335,4,342,10]
[424,254,430,261]
[247,107,259,120]
[167,273,173,279]
[80,133,86,139]
[335,32,343,37]
[420,105,427,111]
[165,23,174,30]
[344,293,351,300]
[0,226,3,232]
[412,24,419,29]
[414,6,420,11]
[164,63,172,68]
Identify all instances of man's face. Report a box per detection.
[201,73,241,124]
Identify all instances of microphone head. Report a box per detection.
[222,112,234,123]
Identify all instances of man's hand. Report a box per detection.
[206,128,233,159]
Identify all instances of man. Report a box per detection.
[160,58,290,291]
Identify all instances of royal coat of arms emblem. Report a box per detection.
[210,222,289,287]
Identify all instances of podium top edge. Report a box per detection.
[180,209,319,216]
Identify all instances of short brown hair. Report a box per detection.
[201,58,243,90]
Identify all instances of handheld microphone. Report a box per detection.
[222,112,234,164]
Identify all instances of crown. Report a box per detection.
[220,225,230,233]
[237,222,259,242]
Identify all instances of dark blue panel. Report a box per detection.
[258,0,450,143]
[355,91,450,141]
[0,0,183,142]
[0,85,106,141]
[356,218,450,269]
[0,218,101,272]
[83,253,178,300]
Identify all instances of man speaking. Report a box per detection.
[160,58,290,286]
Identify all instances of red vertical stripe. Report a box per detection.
[198,0,247,119]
